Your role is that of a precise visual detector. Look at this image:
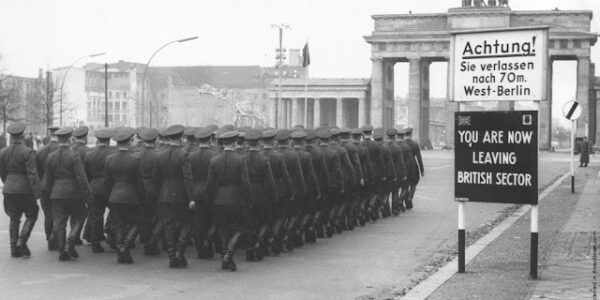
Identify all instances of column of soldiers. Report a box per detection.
[0,121,424,271]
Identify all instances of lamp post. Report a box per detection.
[271,24,290,128]
[58,52,105,126]
[141,36,198,127]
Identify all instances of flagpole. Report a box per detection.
[304,66,308,127]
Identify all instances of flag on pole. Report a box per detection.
[302,42,310,68]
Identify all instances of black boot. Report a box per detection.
[117,245,126,264]
[167,243,178,268]
[82,221,91,243]
[57,230,71,261]
[92,241,105,253]
[120,246,133,264]
[175,225,190,268]
[67,243,79,259]
[144,240,161,256]
[47,237,58,251]
[196,240,214,259]
[222,232,241,271]
[9,219,22,258]
[16,218,36,257]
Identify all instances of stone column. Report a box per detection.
[291,98,299,127]
[576,56,590,138]
[336,98,343,127]
[538,58,552,149]
[269,97,276,128]
[408,57,422,142]
[358,97,365,127]
[370,58,383,127]
[314,98,321,128]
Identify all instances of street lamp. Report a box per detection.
[58,52,106,126]
[141,36,198,127]
[271,24,290,128]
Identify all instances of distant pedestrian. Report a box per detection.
[579,136,590,167]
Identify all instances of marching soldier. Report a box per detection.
[275,129,306,250]
[36,126,60,250]
[45,127,94,261]
[189,127,219,259]
[304,129,330,239]
[206,130,253,271]
[351,128,372,225]
[0,123,41,257]
[373,128,396,218]
[385,128,407,215]
[317,128,344,237]
[136,127,162,255]
[71,125,90,245]
[291,130,320,245]
[361,125,385,221]
[152,125,195,268]
[396,129,415,211]
[244,129,276,260]
[330,128,355,232]
[261,129,292,254]
[339,128,363,230]
[104,127,145,264]
[83,127,114,253]
[403,128,424,209]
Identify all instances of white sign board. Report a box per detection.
[562,100,582,120]
[450,27,549,102]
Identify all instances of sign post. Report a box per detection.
[450,26,548,279]
[562,100,582,193]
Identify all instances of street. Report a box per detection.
[0,150,571,300]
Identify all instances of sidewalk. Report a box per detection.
[417,163,600,299]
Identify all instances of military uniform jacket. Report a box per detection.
[152,144,194,204]
[263,148,292,202]
[278,146,306,199]
[189,146,219,204]
[36,141,58,194]
[362,139,385,180]
[245,149,276,204]
[0,140,41,197]
[319,144,344,193]
[304,144,329,197]
[341,141,364,187]
[331,142,355,190]
[406,139,424,176]
[294,147,320,204]
[379,142,397,180]
[183,143,198,154]
[205,149,253,207]
[354,141,373,186]
[45,145,93,201]
[388,141,406,180]
[398,140,415,181]
[84,145,114,195]
[104,149,144,204]
[71,142,89,163]
[136,145,159,203]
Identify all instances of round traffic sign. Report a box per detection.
[562,100,581,120]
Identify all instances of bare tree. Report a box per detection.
[0,75,23,134]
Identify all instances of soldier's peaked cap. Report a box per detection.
[113,127,136,142]
[361,125,374,133]
[218,130,238,140]
[139,128,159,141]
[291,130,307,139]
[350,128,362,135]
[222,124,235,131]
[94,127,114,140]
[317,128,332,139]
[55,127,73,137]
[48,126,60,132]
[405,127,414,134]
[373,128,384,139]
[205,124,218,133]
[330,127,341,136]
[245,130,262,141]
[396,128,407,135]
[275,129,291,141]
[194,127,213,140]
[7,123,26,135]
[184,127,197,137]
[72,126,89,138]
[262,129,277,139]
[386,128,397,136]
[340,127,351,135]
[165,125,185,137]
[305,129,318,140]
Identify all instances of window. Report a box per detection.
[116,102,120,110]
[116,114,120,121]
[108,91,112,98]
[123,102,127,110]
[123,115,127,123]
[115,92,120,99]
[123,92,127,98]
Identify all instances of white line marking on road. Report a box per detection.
[402,171,572,300]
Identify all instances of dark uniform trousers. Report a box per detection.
[51,198,87,247]
[159,203,192,250]
[193,197,212,246]
[111,203,142,247]
[214,205,252,251]
[40,195,53,241]
[4,194,39,247]
[88,194,108,243]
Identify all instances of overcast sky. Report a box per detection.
[0,0,598,107]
